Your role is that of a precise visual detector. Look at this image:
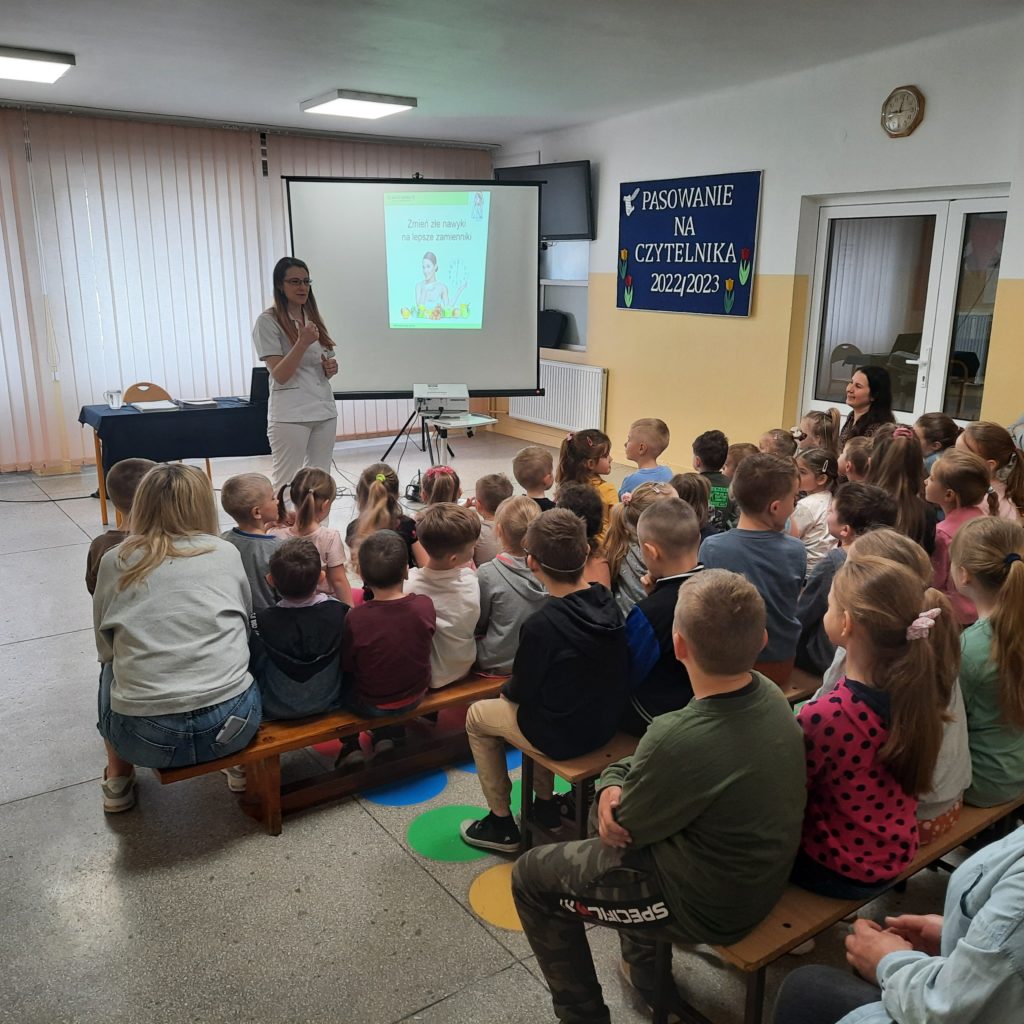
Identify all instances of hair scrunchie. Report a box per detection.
[375,472,388,483]
[1006,552,1022,569]
[566,432,575,442]
[621,492,633,505]
[893,425,915,439]
[906,607,942,641]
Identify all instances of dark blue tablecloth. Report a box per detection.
[79,399,271,471]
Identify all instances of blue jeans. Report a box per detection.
[97,664,262,769]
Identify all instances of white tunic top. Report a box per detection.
[252,310,337,424]
[791,489,836,573]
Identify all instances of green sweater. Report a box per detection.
[597,673,806,944]
[962,618,1024,807]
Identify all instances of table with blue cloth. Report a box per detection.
[78,399,270,525]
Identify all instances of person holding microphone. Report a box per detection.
[253,257,339,492]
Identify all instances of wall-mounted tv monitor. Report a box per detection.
[494,160,594,240]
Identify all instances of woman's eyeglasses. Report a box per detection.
[284,277,312,286]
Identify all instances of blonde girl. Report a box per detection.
[347,462,424,569]
[950,516,1024,806]
[914,412,960,476]
[420,464,461,506]
[604,481,676,617]
[790,448,839,572]
[925,449,991,625]
[794,554,954,897]
[957,420,1024,520]
[838,436,871,483]
[93,464,261,811]
[795,408,841,455]
[556,429,617,532]
[271,467,353,605]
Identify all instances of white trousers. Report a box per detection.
[268,417,338,493]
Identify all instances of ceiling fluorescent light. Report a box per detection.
[0,45,75,83]
[301,89,416,120]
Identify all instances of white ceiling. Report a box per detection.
[2,0,1022,147]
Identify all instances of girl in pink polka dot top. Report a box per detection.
[793,555,957,899]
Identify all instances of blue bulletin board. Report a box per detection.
[617,170,762,316]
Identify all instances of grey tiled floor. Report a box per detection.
[0,434,952,1023]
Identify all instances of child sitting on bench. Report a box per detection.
[511,569,806,1021]
[460,508,628,852]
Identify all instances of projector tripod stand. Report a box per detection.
[381,410,456,466]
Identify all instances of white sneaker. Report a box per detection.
[373,738,395,756]
[221,765,247,792]
[101,768,136,813]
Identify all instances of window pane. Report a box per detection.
[942,212,1005,421]
[814,215,935,412]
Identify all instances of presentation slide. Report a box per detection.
[384,191,491,328]
[287,178,539,395]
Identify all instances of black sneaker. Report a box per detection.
[533,797,563,831]
[556,792,577,821]
[460,812,522,853]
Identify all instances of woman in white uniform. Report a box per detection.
[252,258,339,491]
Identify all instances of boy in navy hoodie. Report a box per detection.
[460,508,628,853]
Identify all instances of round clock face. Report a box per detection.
[882,87,924,137]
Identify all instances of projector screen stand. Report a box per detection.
[381,408,424,463]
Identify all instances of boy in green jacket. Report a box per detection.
[511,569,807,1023]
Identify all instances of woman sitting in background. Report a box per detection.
[93,464,261,813]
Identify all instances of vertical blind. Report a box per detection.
[0,109,491,472]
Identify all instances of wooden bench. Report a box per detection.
[780,667,820,706]
[651,793,1024,1024]
[155,673,506,835]
[518,733,640,848]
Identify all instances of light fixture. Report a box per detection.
[300,89,416,120]
[0,45,75,83]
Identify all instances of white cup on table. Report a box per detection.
[103,389,123,410]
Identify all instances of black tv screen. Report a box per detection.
[494,160,593,240]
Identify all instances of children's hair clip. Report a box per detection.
[565,431,575,442]
[906,607,941,640]
[621,491,633,504]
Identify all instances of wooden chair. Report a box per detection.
[827,343,861,395]
[123,382,213,481]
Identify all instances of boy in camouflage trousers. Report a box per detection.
[512,569,807,1022]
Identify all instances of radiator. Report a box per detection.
[508,360,607,431]
[337,397,416,439]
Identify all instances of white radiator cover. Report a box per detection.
[508,360,607,431]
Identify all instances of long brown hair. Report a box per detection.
[604,481,675,581]
[950,516,1024,728]
[832,555,954,795]
[116,464,217,590]
[961,421,1024,517]
[278,467,336,533]
[268,257,335,350]
[867,433,929,543]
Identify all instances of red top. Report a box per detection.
[797,678,918,884]
[343,594,436,707]
[931,506,983,626]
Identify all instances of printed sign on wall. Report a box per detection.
[617,170,762,316]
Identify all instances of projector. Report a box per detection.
[414,383,469,418]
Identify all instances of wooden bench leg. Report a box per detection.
[744,968,766,1024]
[521,754,536,850]
[262,755,282,836]
[653,938,672,1024]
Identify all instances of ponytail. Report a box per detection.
[832,557,951,795]
[951,516,1024,728]
[286,467,336,533]
[604,481,674,582]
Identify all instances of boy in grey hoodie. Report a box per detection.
[475,496,549,675]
